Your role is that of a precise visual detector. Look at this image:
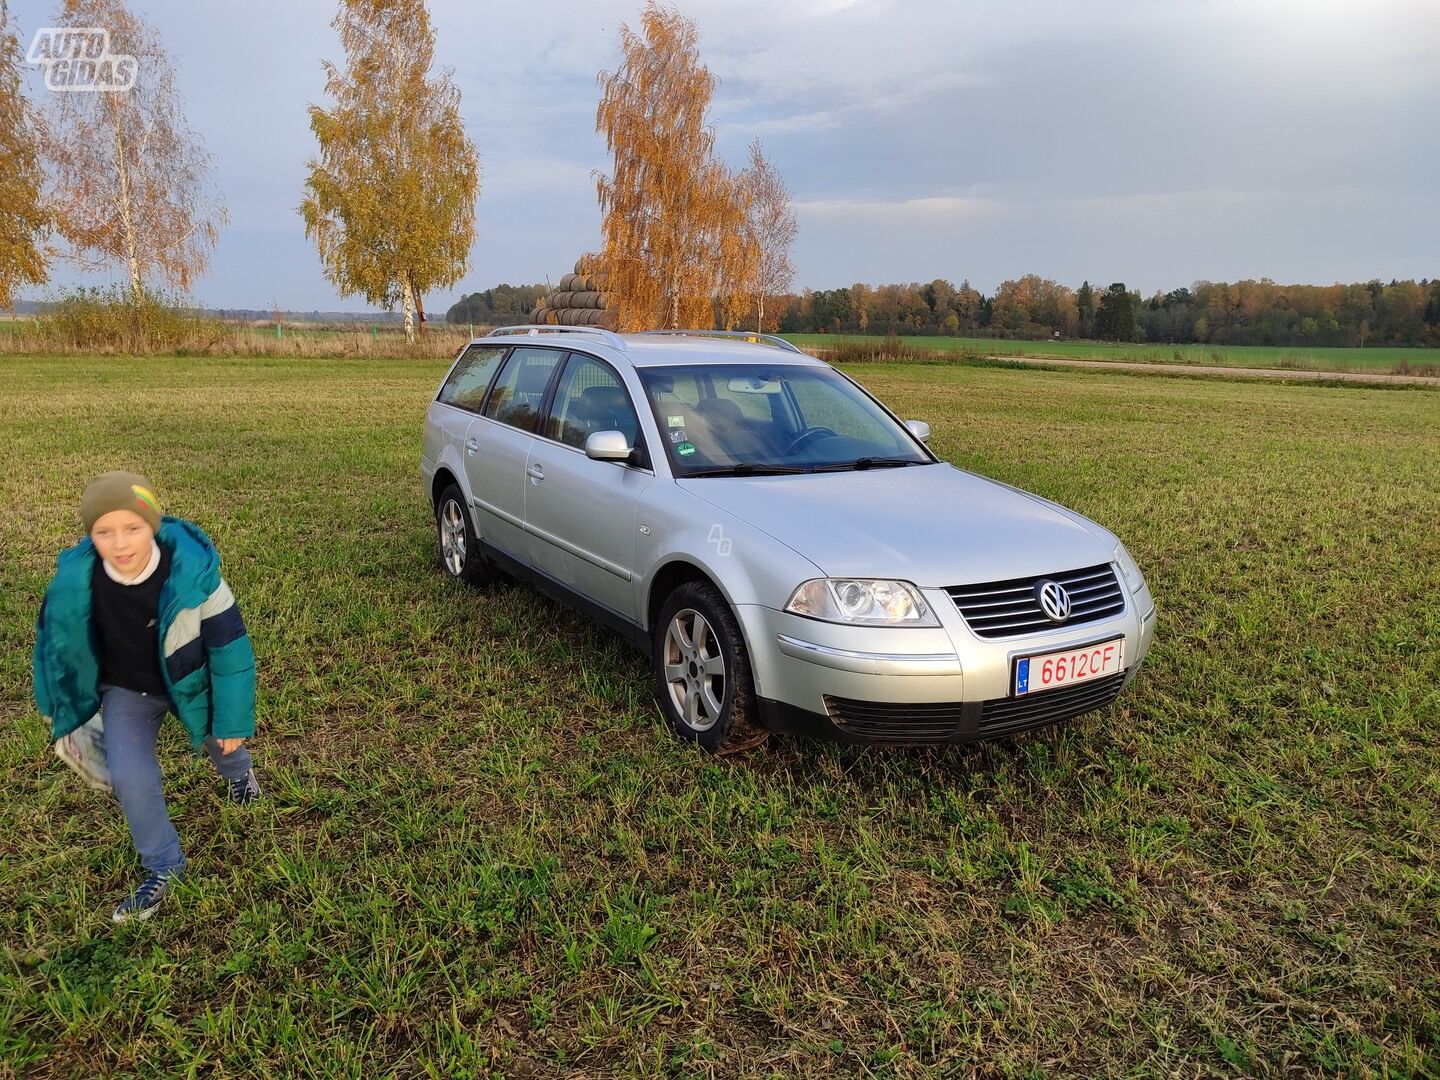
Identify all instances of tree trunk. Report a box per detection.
[410,273,426,338]
[401,280,415,344]
[112,104,143,310]
[756,292,764,334]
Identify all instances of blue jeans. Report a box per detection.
[100,684,253,876]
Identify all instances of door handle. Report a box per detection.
[526,463,545,482]
[465,437,479,455]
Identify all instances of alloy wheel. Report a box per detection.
[439,498,466,576]
[663,608,727,731]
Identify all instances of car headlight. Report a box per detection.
[1114,542,1146,594]
[784,579,939,626]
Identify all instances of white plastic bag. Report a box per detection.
[54,712,112,793]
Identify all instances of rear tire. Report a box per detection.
[435,484,494,587]
[652,581,767,754]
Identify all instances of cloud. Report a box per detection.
[793,195,1003,223]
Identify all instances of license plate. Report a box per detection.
[1014,638,1123,696]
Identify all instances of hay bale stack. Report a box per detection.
[529,255,617,329]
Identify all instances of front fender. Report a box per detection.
[636,486,823,698]
[637,487,822,613]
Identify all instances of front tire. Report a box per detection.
[435,484,493,587]
[652,581,767,753]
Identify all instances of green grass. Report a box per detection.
[784,332,1440,374]
[2,354,1437,1076]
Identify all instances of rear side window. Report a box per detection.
[437,345,506,412]
[544,354,641,450]
[482,347,565,431]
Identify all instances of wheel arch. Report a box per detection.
[431,466,462,510]
[646,559,723,634]
[645,558,769,696]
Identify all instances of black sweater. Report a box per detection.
[91,546,172,696]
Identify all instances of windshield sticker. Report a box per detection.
[668,415,686,428]
[676,441,696,457]
[669,429,687,444]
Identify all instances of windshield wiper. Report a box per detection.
[812,457,922,472]
[682,463,813,477]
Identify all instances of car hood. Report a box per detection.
[676,464,1113,587]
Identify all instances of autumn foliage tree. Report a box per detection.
[0,1,48,308]
[40,0,226,307]
[301,0,478,342]
[992,274,1077,336]
[713,195,757,332]
[595,2,749,331]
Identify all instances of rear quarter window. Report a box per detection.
[438,345,507,412]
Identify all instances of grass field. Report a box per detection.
[783,333,1440,375]
[1,354,1437,1076]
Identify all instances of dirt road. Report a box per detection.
[989,355,1440,387]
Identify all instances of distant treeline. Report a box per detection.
[442,276,1440,347]
[775,277,1440,348]
[445,284,549,326]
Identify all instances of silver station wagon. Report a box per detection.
[421,326,1156,751]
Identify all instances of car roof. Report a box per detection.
[470,329,830,370]
[617,336,829,369]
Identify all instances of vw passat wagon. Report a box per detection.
[422,326,1156,752]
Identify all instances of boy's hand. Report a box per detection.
[217,738,245,755]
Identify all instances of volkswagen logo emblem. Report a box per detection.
[1035,579,1072,623]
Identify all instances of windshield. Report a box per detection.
[638,363,932,476]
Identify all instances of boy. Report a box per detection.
[34,472,260,922]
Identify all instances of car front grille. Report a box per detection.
[823,669,1127,744]
[946,563,1126,639]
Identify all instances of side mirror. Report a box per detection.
[585,430,634,461]
[905,419,931,443]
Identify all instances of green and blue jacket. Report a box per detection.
[34,515,256,749]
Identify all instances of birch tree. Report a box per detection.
[713,201,756,331]
[40,0,226,306]
[742,139,795,333]
[595,2,748,331]
[0,1,47,308]
[301,0,478,343]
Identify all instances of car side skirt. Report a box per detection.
[479,540,651,655]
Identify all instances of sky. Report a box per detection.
[10,0,1439,313]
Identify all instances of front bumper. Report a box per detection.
[740,581,1156,744]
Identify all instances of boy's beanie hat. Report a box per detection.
[81,472,162,534]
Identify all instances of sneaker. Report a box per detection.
[228,768,262,806]
[112,872,174,923]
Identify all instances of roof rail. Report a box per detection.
[485,324,628,352]
[632,329,805,355]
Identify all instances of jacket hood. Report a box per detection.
[156,516,222,604]
[54,514,220,605]
[677,463,1113,587]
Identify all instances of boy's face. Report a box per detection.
[90,509,156,575]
